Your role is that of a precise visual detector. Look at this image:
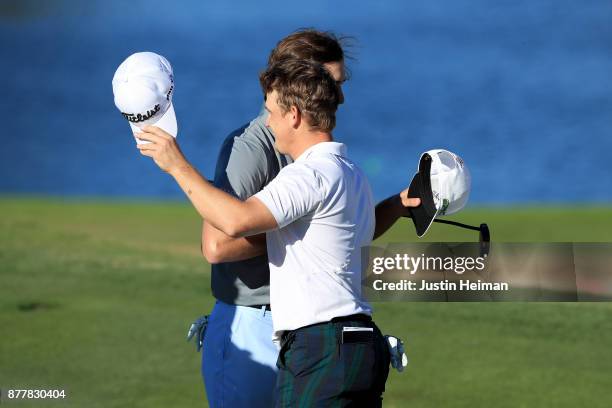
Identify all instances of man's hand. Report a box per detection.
[136,125,188,175]
[399,188,421,216]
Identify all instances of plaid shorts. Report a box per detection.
[275,315,390,407]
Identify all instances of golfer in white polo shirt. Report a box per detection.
[136,58,417,406]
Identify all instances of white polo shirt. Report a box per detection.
[254,141,375,342]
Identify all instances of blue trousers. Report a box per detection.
[202,301,278,408]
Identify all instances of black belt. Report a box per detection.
[331,313,372,323]
[281,313,373,345]
[283,313,371,337]
[245,304,271,311]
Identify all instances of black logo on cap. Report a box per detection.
[121,104,161,123]
[456,156,464,168]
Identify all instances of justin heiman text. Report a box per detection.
[373,279,509,291]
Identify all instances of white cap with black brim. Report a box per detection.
[407,149,471,237]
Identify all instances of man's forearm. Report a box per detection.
[373,194,405,240]
[170,162,270,238]
[374,189,422,240]
[202,221,267,263]
[135,126,276,237]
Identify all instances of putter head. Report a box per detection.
[479,223,490,258]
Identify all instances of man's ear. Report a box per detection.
[290,105,301,129]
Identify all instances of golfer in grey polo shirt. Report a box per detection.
[136,56,419,406]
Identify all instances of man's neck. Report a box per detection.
[289,132,333,160]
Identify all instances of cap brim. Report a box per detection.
[130,103,178,144]
[407,153,440,237]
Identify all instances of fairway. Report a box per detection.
[1,197,611,407]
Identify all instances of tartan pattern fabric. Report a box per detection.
[275,318,390,407]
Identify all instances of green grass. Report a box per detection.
[1,197,611,407]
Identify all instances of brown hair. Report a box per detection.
[260,58,340,133]
[268,29,351,78]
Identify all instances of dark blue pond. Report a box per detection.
[1,0,611,204]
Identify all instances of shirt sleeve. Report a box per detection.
[213,127,269,200]
[254,163,324,228]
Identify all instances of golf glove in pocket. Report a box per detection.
[384,334,408,372]
[186,315,209,352]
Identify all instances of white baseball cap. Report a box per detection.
[112,52,177,143]
[407,149,471,237]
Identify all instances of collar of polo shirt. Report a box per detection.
[295,141,347,162]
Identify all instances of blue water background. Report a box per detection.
[1,0,611,204]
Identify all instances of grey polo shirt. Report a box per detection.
[210,112,291,306]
